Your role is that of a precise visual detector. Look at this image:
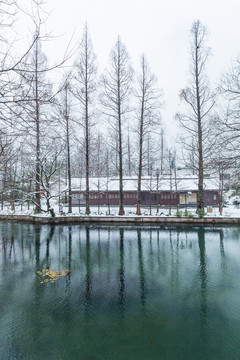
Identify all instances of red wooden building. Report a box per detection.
[70,176,219,207]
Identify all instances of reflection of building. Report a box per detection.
[68,176,219,207]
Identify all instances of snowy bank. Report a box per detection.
[0,213,239,225]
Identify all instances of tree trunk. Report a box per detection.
[118,121,125,215]
[66,118,72,213]
[195,40,204,211]
[65,84,72,214]
[34,39,41,214]
[35,84,41,213]
[85,70,90,215]
[118,72,124,215]
[136,103,144,216]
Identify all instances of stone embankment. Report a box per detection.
[0,214,239,225]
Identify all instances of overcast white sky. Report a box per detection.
[18,0,240,137]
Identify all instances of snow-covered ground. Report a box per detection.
[0,201,240,218]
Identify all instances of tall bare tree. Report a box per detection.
[39,141,63,217]
[72,24,97,215]
[216,57,240,165]
[100,37,133,215]
[56,76,73,213]
[135,55,162,215]
[12,18,67,214]
[176,20,215,212]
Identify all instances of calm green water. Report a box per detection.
[0,223,240,360]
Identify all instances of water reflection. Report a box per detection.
[198,229,208,327]
[118,228,125,311]
[0,223,240,359]
[137,229,146,308]
[46,225,55,268]
[85,226,92,318]
[219,229,226,271]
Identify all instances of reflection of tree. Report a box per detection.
[35,225,41,270]
[68,226,72,272]
[169,228,180,292]
[63,226,73,335]
[137,229,146,307]
[9,235,15,260]
[106,227,111,286]
[156,228,167,275]
[2,237,7,264]
[81,226,93,353]
[84,226,92,316]
[198,228,208,328]
[32,225,45,356]
[219,229,226,271]
[45,225,55,268]
[1,224,17,263]
[97,228,101,270]
[20,224,25,265]
[169,228,174,290]
[149,229,154,276]
[118,228,125,313]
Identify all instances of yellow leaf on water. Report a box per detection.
[35,268,72,283]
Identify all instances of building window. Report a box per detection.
[213,195,217,200]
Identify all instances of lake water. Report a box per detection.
[0,222,240,360]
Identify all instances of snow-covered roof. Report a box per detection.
[69,176,219,192]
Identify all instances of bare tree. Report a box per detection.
[15,30,54,213]
[104,148,111,215]
[126,125,133,176]
[216,57,240,165]
[55,77,74,213]
[159,128,167,175]
[135,55,162,215]
[100,37,133,215]
[72,24,97,215]
[92,132,105,214]
[38,143,63,217]
[0,131,19,210]
[176,20,215,212]
[0,1,74,214]
[14,17,72,213]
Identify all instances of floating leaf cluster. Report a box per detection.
[33,269,71,284]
